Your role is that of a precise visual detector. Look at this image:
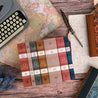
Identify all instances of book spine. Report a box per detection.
[25,42,36,86]
[36,40,50,84]
[94,14,98,54]
[56,37,71,81]
[17,43,32,87]
[44,38,62,83]
[86,14,98,57]
[64,36,75,80]
[29,41,42,85]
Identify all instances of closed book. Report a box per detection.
[75,67,98,98]
[17,43,32,87]
[29,41,42,85]
[64,36,75,80]
[25,42,36,86]
[36,40,50,84]
[56,37,71,81]
[86,14,98,57]
[44,38,62,83]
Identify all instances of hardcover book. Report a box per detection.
[17,36,74,87]
[75,67,98,98]
[86,14,98,57]
[44,38,62,83]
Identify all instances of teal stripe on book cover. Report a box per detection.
[64,36,75,80]
[29,41,42,85]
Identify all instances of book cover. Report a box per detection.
[29,41,42,85]
[44,38,62,83]
[69,14,98,74]
[17,43,32,87]
[75,67,98,98]
[56,37,71,81]
[36,40,50,84]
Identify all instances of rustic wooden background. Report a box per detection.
[0,0,94,98]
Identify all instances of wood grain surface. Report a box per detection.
[0,0,94,98]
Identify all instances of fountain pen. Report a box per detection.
[60,9,83,47]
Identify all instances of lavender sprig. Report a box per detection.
[0,66,16,91]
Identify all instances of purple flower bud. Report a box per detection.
[0,66,16,91]
[0,78,3,84]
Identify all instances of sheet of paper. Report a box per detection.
[94,0,98,5]
[69,14,98,74]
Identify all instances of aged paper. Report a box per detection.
[94,0,98,5]
[69,14,98,74]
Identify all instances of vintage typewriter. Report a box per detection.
[0,0,28,48]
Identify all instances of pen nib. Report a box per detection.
[73,34,83,48]
[60,9,83,47]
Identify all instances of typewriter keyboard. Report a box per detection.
[0,11,27,48]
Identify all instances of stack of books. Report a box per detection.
[17,36,75,87]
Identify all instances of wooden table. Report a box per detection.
[0,0,94,98]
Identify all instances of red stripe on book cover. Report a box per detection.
[17,43,32,87]
[56,37,71,81]
[25,42,36,86]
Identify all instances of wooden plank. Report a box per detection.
[0,80,82,98]
[51,0,93,3]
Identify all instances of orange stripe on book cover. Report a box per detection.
[25,42,36,86]
[36,40,50,84]
[56,37,71,81]
[17,43,32,87]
